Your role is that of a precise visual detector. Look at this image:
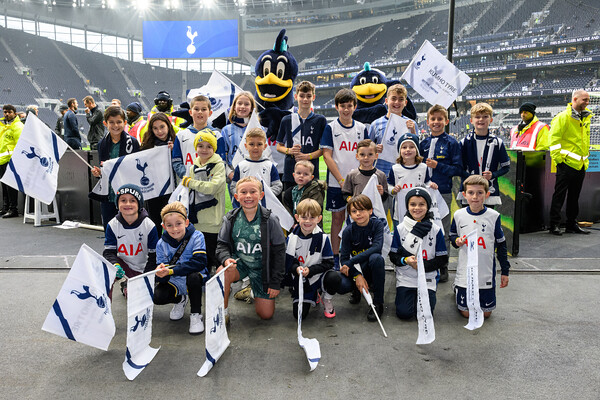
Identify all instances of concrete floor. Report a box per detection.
[1,217,599,399]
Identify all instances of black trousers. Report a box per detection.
[549,162,586,227]
[154,273,204,313]
[0,163,18,212]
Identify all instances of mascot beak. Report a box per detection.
[352,83,387,103]
[255,73,293,103]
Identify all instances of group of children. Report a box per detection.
[92,80,511,335]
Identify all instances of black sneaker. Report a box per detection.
[349,287,361,304]
[120,280,127,297]
[367,303,384,322]
[439,266,449,283]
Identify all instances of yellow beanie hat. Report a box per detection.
[193,128,218,152]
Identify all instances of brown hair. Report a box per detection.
[357,139,376,152]
[245,127,266,141]
[463,174,490,192]
[387,84,407,98]
[236,176,263,191]
[334,88,357,106]
[190,95,211,110]
[296,81,316,94]
[227,91,255,123]
[83,96,95,104]
[67,98,77,108]
[427,104,449,120]
[103,105,126,122]
[160,201,188,221]
[470,102,493,117]
[296,198,321,217]
[142,112,177,150]
[346,194,373,214]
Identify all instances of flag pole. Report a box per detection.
[127,265,175,281]
[362,288,388,338]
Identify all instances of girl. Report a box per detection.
[141,112,177,235]
[221,91,256,181]
[388,187,447,320]
[387,133,437,224]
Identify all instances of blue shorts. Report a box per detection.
[326,186,346,212]
[455,286,496,312]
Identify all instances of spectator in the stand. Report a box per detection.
[548,89,592,236]
[84,96,105,150]
[0,104,24,218]
[509,102,549,151]
[55,105,68,139]
[63,98,81,149]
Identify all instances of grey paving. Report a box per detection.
[1,217,599,399]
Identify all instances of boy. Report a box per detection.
[419,105,462,282]
[172,95,226,179]
[449,175,510,318]
[277,81,327,191]
[216,177,286,322]
[91,106,140,230]
[282,160,326,222]
[342,139,387,202]
[459,102,510,206]
[321,89,369,266]
[230,128,282,208]
[339,195,386,321]
[286,199,341,319]
[369,84,417,177]
[103,184,159,296]
[180,130,227,274]
[154,202,209,334]
[0,104,24,218]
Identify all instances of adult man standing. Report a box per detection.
[63,98,81,149]
[0,104,24,218]
[125,102,147,141]
[510,102,549,150]
[55,105,68,139]
[548,89,592,235]
[84,96,104,150]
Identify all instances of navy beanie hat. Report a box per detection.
[115,184,144,209]
[397,132,420,156]
[405,186,432,210]
[126,102,143,115]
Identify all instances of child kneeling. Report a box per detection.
[389,187,447,320]
[154,202,209,335]
[286,199,341,320]
[216,177,286,322]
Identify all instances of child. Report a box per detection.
[419,105,462,282]
[369,83,417,177]
[342,139,387,202]
[388,133,437,224]
[320,89,369,266]
[91,106,140,230]
[286,199,341,319]
[459,102,510,206]
[221,91,256,181]
[140,112,177,234]
[388,187,447,320]
[282,160,326,222]
[277,81,327,191]
[450,175,510,318]
[230,128,282,207]
[215,177,286,322]
[172,95,226,179]
[103,184,159,297]
[180,130,226,274]
[154,202,209,334]
[339,195,386,321]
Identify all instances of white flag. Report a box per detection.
[464,230,484,330]
[1,113,68,204]
[429,188,449,234]
[377,113,409,165]
[415,244,435,345]
[297,277,321,372]
[231,109,274,169]
[168,183,190,213]
[262,178,294,231]
[42,244,116,351]
[102,146,175,201]
[187,70,243,126]
[361,175,393,258]
[198,266,231,377]
[401,40,470,108]
[122,274,160,380]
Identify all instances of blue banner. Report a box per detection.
[143,19,238,59]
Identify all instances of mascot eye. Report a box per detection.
[359,77,367,85]
[262,60,271,76]
[276,61,286,79]
[371,76,379,84]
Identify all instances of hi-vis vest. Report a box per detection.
[127,118,147,141]
[509,118,548,150]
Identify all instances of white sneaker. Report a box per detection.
[189,313,204,334]
[170,295,188,321]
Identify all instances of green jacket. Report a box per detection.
[549,103,593,170]
[0,117,24,165]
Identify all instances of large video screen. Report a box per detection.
[143,20,239,59]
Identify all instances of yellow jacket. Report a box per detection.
[0,117,24,165]
[549,103,592,170]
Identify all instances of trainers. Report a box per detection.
[349,287,361,304]
[367,303,384,322]
[323,296,336,318]
[439,266,449,283]
[234,285,252,301]
[169,295,188,321]
[189,313,204,334]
